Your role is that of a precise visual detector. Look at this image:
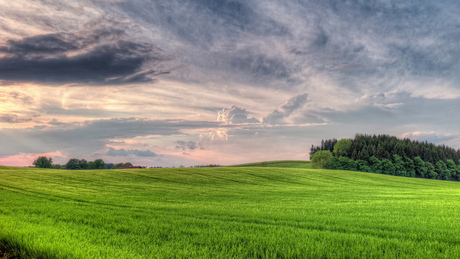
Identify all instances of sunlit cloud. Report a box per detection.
[1,0,460,166]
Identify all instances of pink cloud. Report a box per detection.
[0,151,65,167]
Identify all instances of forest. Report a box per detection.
[310,134,460,180]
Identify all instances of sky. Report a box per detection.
[1,0,460,167]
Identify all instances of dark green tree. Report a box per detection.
[65,158,81,170]
[339,156,357,171]
[327,157,342,170]
[79,159,88,170]
[94,159,107,169]
[404,156,415,177]
[436,161,450,180]
[33,156,53,168]
[333,139,352,157]
[425,162,437,179]
[356,160,371,172]
[368,156,382,173]
[413,156,427,178]
[381,159,395,175]
[311,150,333,169]
[393,155,406,176]
[446,159,457,180]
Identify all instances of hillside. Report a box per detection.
[1,166,460,258]
[230,160,310,168]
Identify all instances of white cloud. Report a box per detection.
[401,132,456,145]
[217,105,260,124]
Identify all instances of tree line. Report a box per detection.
[310,134,460,181]
[32,157,135,170]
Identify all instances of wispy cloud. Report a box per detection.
[2,0,460,166]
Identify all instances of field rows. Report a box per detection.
[0,166,459,258]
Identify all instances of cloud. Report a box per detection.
[0,117,221,157]
[0,151,65,167]
[217,105,260,124]
[0,20,174,85]
[263,93,308,124]
[176,141,199,151]
[0,114,32,123]
[198,130,228,148]
[401,132,456,145]
[106,147,157,157]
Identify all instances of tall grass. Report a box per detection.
[0,166,459,258]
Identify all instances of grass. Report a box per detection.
[0,165,460,258]
[230,160,310,168]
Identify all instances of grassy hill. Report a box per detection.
[1,166,460,258]
[230,160,310,168]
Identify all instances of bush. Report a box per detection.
[311,150,333,169]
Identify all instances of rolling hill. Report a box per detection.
[0,165,459,258]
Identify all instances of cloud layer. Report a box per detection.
[0,20,174,85]
[1,0,460,166]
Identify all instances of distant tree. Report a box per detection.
[311,150,333,169]
[333,139,352,157]
[124,162,133,167]
[436,161,450,180]
[339,156,357,171]
[79,159,88,170]
[88,161,96,169]
[446,159,457,180]
[327,157,342,170]
[356,160,371,172]
[92,159,106,169]
[66,158,81,170]
[310,139,337,157]
[393,155,406,176]
[368,156,382,173]
[404,156,415,177]
[381,159,395,175]
[311,133,460,181]
[33,156,53,168]
[413,156,427,178]
[425,162,437,179]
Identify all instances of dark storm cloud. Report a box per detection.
[0,26,172,85]
[89,0,460,91]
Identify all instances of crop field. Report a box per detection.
[230,160,310,168]
[0,165,460,258]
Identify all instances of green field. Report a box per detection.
[230,160,310,168]
[1,165,460,258]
